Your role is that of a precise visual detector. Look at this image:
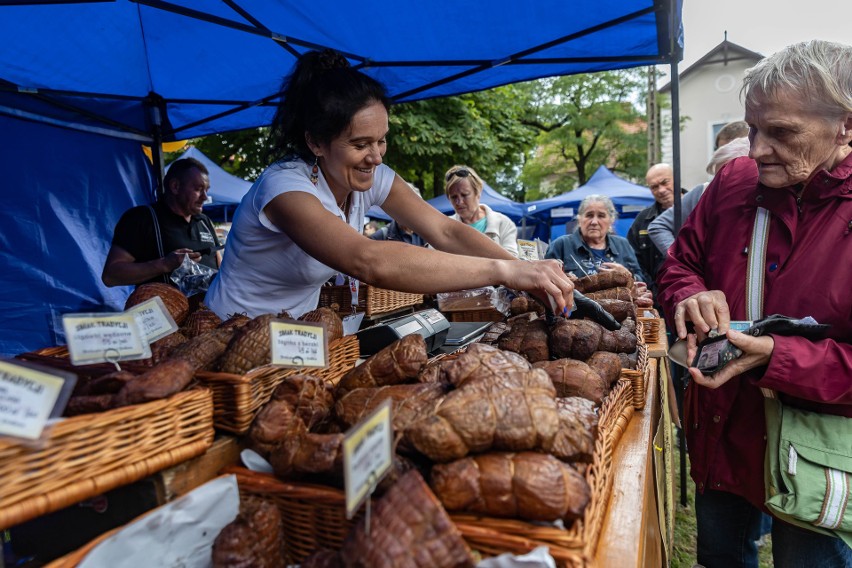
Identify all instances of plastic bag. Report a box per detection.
[170,254,218,297]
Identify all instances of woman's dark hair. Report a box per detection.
[269,49,391,163]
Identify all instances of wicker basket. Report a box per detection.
[196,335,360,434]
[16,345,151,377]
[318,284,423,317]
[450,431,615,568]
[597,377,635,447]
[621,341,650,411]
[0,388,214,530]
[637,315,667,358]
[227,372,631,567]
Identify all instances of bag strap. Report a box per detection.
[147,205,169,284]
[746,206,776,399]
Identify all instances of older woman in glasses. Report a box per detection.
[444,165,519,257]
[206,49,575,320]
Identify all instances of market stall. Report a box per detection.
[1,272,675,567]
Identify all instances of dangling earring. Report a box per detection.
[310,155,319,186]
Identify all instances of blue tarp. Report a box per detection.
[0,1,682,140]
[0,112,153,356]
[0,1,682,356]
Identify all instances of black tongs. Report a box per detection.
[543,290,621,331]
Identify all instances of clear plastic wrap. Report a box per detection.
[170,254,218,297]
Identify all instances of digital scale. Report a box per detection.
[355,308,493,357]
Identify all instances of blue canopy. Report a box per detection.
[0,1,682,141]
[0,0,683,356]
[522,165,656,239]
[169,146,252,206]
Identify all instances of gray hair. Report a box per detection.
[706,136,751,175]
[578,194,618,225]
[742,40,852,120]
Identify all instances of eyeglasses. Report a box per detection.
[445,168,471,182]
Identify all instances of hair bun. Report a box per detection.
[315,49,351,71]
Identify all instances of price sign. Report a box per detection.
[343,399,392,518]
[0,360,74,440]
[342,313,364,336]
[269,320,328,368]
[126,297,178,343]
[517,239,540,261]
[63,313,151,365]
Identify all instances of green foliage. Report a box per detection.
[387,86,536,199]
[517,70,648,199]
[168,70,650,203]
[165,128,272,181]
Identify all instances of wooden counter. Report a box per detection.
[594,356,672,567]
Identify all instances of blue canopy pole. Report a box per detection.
[669,0,683,234]
[145,93,166,197]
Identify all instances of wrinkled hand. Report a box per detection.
[673,290,730,340]
[686,329,774,389]
[164,248,200,272]
[511,259,575,315]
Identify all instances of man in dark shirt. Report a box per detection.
[102,158,220,287]
[627,163,678,296]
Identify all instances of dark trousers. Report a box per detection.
[696,488,851,568]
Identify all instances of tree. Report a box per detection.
[517,70,648,199]
[176,127,272,181]
[387,86,535,199]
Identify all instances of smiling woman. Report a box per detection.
[205,49,575,320]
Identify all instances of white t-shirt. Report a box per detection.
[206,159,394,319]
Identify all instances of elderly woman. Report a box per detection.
[657,40,852,567]
[545,194,646,281]
[444,165,519,257]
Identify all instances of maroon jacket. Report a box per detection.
[656,154,852,508]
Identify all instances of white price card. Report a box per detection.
[126,297,178,344]
[63,312,151,365]
[343,399,392,519]
[0,360,74,440]
[269,320,329,368]
[517,239,540,261]
[342,312,364,336]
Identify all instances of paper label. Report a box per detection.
[517,239,540,261]
[269,320,328,368]
[0,360,65,439]
[343,399,392,518]
[126,297,178,344]
[342,313,364,336]
[63,313,151,365]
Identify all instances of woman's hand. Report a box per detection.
[673,289,730,340]
[686,330,774,389]
[507,259,575,315]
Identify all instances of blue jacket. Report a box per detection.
[545,229,646,282]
